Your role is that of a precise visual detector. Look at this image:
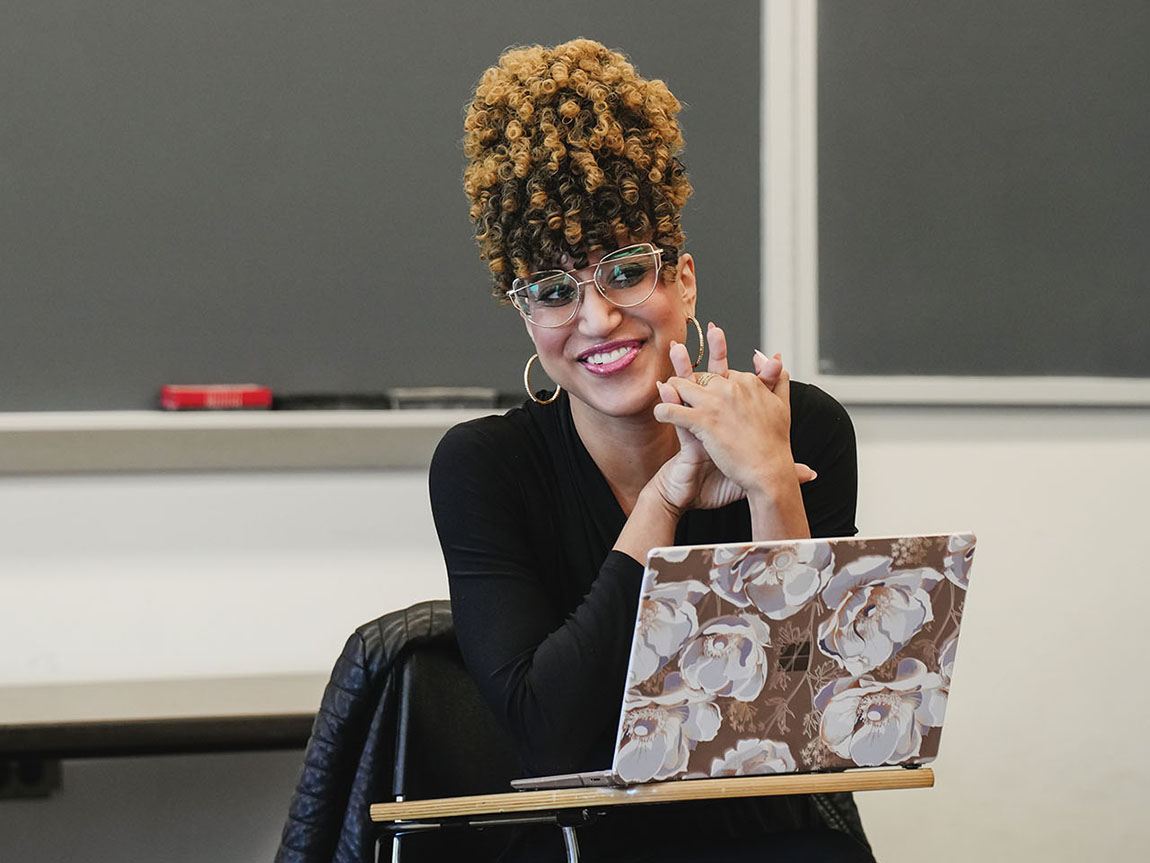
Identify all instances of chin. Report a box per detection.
[570,382,660,420]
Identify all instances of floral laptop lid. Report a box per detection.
[611,533,975,784]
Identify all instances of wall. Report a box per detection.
[0,469,444,685]
[1,406,1147,860]
[850,407,1149,861]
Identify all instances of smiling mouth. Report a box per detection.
[585,346,632,365]
[578,341,642,375]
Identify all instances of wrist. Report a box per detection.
[639,481,686,524]
[744,457,800,502]
[746,464,811,541]
[613,483,684,563]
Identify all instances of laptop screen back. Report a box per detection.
[610,533,975,783]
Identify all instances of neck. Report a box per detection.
[568,395,679,515]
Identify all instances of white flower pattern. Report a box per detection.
[709,738,796,776]
[943,533,976,589]
[709,542,833,620]
[679,614,773,702]
[938,634,958,687]
[818,556,941,675]
[815,658,948,767]
[618,535,972,780]
[616,677,722,783]
[629,578,709,685]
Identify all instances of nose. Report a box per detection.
[574,279,622,336]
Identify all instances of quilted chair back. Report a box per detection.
[390,640,521,861]
[275,601,520,863]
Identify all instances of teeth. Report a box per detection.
[585,347,631,365]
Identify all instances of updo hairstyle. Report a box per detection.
[462,38,692,300]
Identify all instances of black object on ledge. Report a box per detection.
[273,387,507,410]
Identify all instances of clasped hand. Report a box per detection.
[649,323,810,515]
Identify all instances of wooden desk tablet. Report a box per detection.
[371,768,932,862]
[372,766,933,822]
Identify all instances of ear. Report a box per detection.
[674,252,697,317]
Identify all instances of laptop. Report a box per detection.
[512,532,976,789]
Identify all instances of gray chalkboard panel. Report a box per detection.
[818,0,1150,378]
[1,1,761,411]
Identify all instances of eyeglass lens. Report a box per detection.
[512,245,661,327]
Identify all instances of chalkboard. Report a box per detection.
[1,1,761,411]
[817,0,1150,378]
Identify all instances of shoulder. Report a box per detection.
[789,379,853,428]
[787,379,856,459]
[788,380,858,537]
[432,404,533,474]
[428,401,567,543]
[430,398,564,491]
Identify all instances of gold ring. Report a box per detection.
[696,372,717,387]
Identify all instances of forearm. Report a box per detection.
[462,551,646,774]
[612,484,682,564]
[488,488,683,771]
[746,458,811,541]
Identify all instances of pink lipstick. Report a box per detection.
[577,340,642,376]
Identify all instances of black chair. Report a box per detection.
[386,636,522,862]
[368,610,877,863]
[384,630,611,863]
[277,601,522,863]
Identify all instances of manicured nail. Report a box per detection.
[707,321,715,331]
[754,349,770,362]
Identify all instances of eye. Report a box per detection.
[602,259,651,289]
[529,275,577,306]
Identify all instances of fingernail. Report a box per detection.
[707,321,715,331]
[754,349,770,362]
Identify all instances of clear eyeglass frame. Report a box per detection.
[508,243,665,328]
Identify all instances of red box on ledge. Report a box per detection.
[160,384,273,410]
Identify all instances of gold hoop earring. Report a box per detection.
[686,316,705,369]
[524,353,562,405]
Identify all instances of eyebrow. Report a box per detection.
[533,252,591,275]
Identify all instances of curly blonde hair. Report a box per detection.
[463,38,692,300]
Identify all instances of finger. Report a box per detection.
[706,322,730,377]
[656,381,700,449]
[655,379,682,407]
[652,399,698,432]
[774,366,791,406]
[753,349,783,390]
[794,462,818,484]
[668,340,695,378]
[661,373,713,407]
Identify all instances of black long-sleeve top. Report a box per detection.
[428,382,858,778]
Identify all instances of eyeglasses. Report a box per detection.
[508,243,664,328]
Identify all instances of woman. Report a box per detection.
[430,39,871,862]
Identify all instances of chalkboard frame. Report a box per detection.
[762,2,1150,407]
